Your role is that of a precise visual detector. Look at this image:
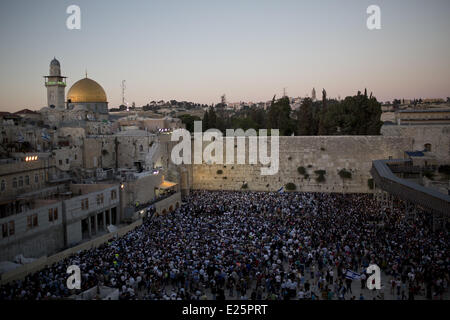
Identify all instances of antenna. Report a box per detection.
[121,80,126,105]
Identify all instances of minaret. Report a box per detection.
[44,57,67,109]
[311,88,316,101]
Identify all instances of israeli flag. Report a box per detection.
[41,129,51,141]
[16,131,24,143]
[277,186,284,194]
[344,269,361,280]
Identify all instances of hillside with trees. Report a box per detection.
[194,89,382,136]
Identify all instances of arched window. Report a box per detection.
[13,178,17,188]
[139,145,144,152]
[25,175,29,185]
[424,143,432,152]
[18,176,23,187]
[0,180,5,192]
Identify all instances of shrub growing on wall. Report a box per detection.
[338,169,352,179]
[367,178,374,189]
[314,170,326,183]
[217,169,223,175]
[285,182,296,191]
[241,183,248,189]
[297,166,306,175]
[315,175,325,183]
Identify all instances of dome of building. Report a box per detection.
[50,57,60,66]
[67,77,107,103]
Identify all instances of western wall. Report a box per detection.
[187,136,413,193]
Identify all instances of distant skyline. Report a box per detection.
[0,0,449,112]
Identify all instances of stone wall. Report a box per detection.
[83,133,160,170]
[381,124,450,162]
[0,159,52,200]
[190,136,412,193]
[154,192,182,215]
[0,224,65,262]
[120,173,162,209]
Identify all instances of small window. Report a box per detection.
[96,193,104,205]
[111,190,117,200]
[0,180,5,192]
[424,143,432,152]
[35,174,39,183]
[81,198,89,210]
[18,176,23,187]
[139,145,144,152]
[8,221,15,236]
[2,223,8,238]
[48,208,58,222]
[32,214,38,227]
[59,160,62,165]
[13,178,17,188]
[66,159,69,164]
[25,175,29,185]
[27,215,33,229]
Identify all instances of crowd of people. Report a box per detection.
[0,191,448,300]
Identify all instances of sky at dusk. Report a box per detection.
[0,0,449,111]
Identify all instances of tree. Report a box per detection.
[297,98,314,135]
[323,90,382,135]
[392,99,401,110]
[267,96,293,135]
[318,89,328,135]
[207,106,217,129]
[203,109,209,131]
[178,114,201,132]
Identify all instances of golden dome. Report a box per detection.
[67,77,107,103]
